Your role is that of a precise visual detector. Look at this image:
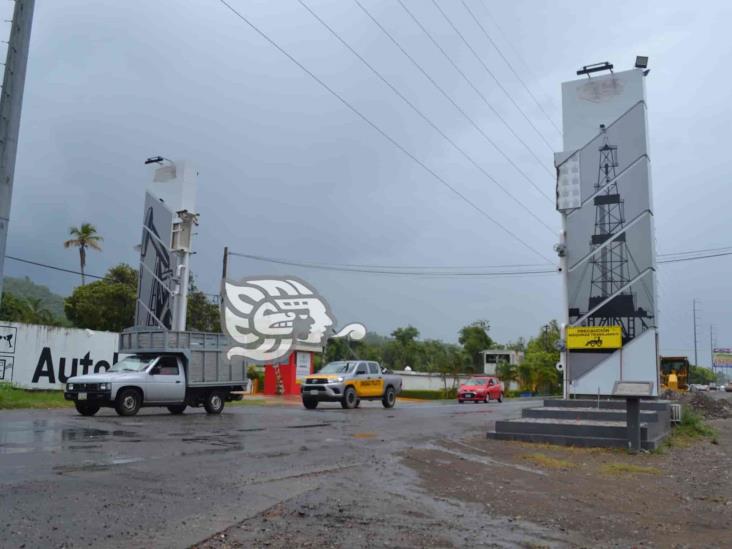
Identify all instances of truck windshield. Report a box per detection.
[319,361,357,374]
[108,356,153,372]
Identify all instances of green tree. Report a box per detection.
[186,275,220,332]
[517,321,561,394]
[689,365,716,385]
[65,264,137,331]
[4,276,67,319]
[0,291,66,326]
[0,292,30,322]
[392,325,419,346]
[63,222,103,285]
[386,325,421,369]
[322,337,355,365]
[496,360,518,387]
[458,320,494,372]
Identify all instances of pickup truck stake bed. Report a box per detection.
[301,360,402,409]
[64,329,246,417]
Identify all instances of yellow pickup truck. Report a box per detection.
[301,360,403,410]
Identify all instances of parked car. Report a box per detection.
[64,329,246,417]
[725,382,732,393]
[457,376,503,404]
[301,360,402,409]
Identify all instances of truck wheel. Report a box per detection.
[115,389,141,416]
[302,398,318,410]
[342,386,357,409]
[167,404,187,415]
[75,402,100,416]
[382,386,396,408]
[204,392,225,414]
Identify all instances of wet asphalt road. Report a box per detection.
[0,398,537,548]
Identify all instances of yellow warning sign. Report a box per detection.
[566,326,622,350]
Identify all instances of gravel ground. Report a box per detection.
[196,399,732,548]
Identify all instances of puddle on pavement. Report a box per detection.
[0,424,141,454]
[53,456,144,474]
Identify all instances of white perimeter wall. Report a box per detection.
[395,371,513,391]
[0,322,120,390]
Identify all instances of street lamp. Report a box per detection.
[144,155,172,165]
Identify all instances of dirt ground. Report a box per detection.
[195,416,731,548]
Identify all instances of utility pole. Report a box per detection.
[692,299,699,366]
[710,325,715,374]
[0,0,35,302]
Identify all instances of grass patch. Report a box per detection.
[522,453,574,469]
[656,408,717,453]
[600,462,660,476]
[0,383,72,409]
[676,408,716,438]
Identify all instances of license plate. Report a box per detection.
[78,392,87,400]
[464,393,473,398]
[309,390,318,395]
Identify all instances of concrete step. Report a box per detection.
[494,418,650,440]
[487,429,665,451]
[524,406,661,423]
[543,398,672,412]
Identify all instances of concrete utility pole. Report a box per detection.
[692,299,699,366]
[0,0,35,302]
[710,325,715,373]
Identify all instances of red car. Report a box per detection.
[457,376,503,403]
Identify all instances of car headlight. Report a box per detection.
[67,383,74,391]
[99,383,109,391]
[328,377,344,383]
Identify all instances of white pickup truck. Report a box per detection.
[300,360,402,409]
[64,329,246,416]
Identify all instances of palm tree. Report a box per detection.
[64,223,103,285]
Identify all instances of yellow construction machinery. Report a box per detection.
[659,356,690,392]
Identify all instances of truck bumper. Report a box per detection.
[301,383,345,401]
[64,391,112,403]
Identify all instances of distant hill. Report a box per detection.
[3,276,67,319]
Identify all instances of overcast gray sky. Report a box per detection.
[4,0,731,365]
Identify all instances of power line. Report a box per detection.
[5,244,732,285]
[657,245,732,258]
[6,255,106,280]
[228,245,732,277]
[228,251,556,277]
[657,250,732,264]
[429,0,557,152]
[461,0,563,136]
[4,255,220,298]
[299,0,555,231]
[477,2,560,118]
[364,0,556,189]
[215,0,554,263]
